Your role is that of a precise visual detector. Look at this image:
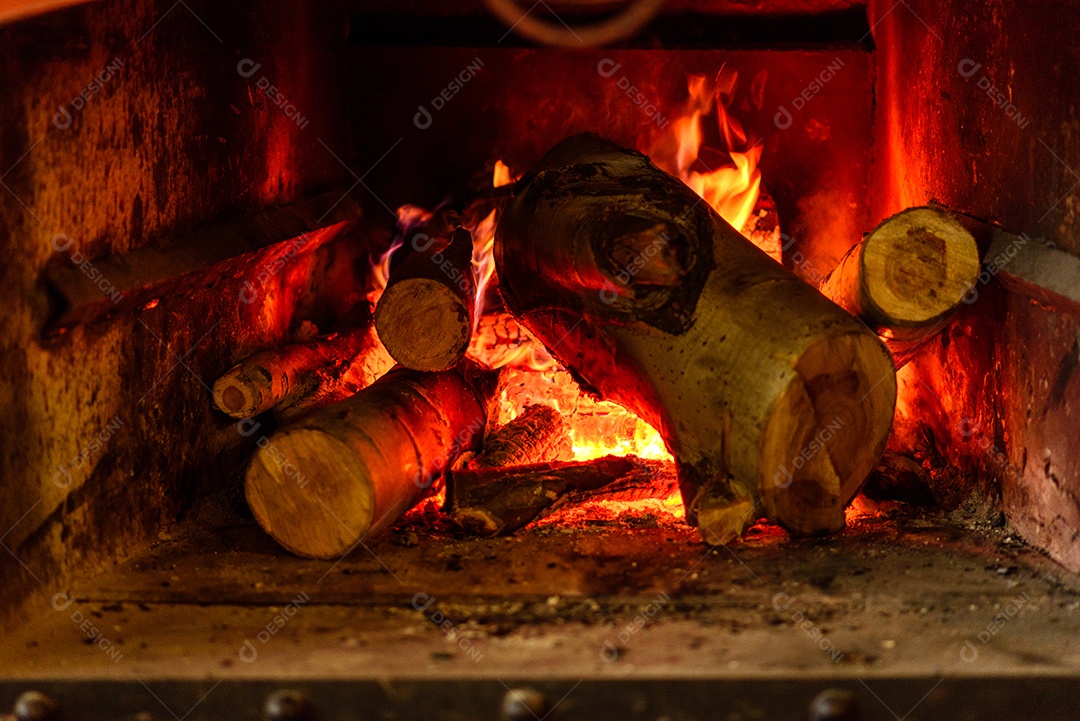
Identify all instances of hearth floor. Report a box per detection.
[4,497,1080,680]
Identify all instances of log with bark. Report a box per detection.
[245,361,500,558]
[374,225,476,371]
[447,455,677,536]
[818,206,980,366]
[495,134,897,543]
[211,303,395,420]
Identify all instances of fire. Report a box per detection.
[496,365,671,461]
[469,209,498,325]
[649,70,774,259]
[367,237,401,305]
[469,311,672,462]
[493,159,514,188]
[380,76,781,525]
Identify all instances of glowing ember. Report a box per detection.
[497,365,671,461]
[468,312,672,463]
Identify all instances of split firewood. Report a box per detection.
[211,304,395,420]
[447,455,676,536]
[495,134,896,543]
[245,361,501,558]
[818,206,980,366]
[374,225,475,371]
[469,404,571,469]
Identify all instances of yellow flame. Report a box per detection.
[493,159,514,188]
[651,70,768,255]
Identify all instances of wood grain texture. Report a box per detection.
[819,206,979,365]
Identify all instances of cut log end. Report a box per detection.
[861,207,980,328]
[761,331,896,535]
[219,385,248,414]
[375,278,472,371]
[245,428,376,559]
[212,367,271,419]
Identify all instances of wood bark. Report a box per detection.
[818,206,980,366]
[495,134,897,543]
[245,361,500,558]
[447,455,674,536]
[374,225,475,371]
[211,304,394,420]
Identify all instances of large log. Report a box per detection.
[818,206,980,366]
[495,134,897,543]
[375,225,475,371]
[447,455,675,536]
[245,362,500,558]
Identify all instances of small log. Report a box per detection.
[374,226,475,371]
[245,362,500,558]
[819,206,980,365]
[448,455,673,536]
[211,305,394,419]
[495,134,896,543]
[470,404,571,469]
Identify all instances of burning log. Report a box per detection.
[211,305,394,420]
[468,404,571,469]
[374,226,475,371]
[495,134,896,543]
[447,455,674,536]
[819,206,980,365]
[245,362,500,558]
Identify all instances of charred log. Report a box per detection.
[448,455,673,536]
[470,404,571,469]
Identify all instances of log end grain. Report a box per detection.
[245,428,376,559]
[375,277,472,371]
[760,330,896,535]
[861,206,980,329]
[212,365,273,419]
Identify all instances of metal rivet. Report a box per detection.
[14,691,59,721]
[808,688,859,721]
[262,690,312,721]
[502,688,547,721]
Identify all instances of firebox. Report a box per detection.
[3,0,1080,719]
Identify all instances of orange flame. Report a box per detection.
[493,159,514,188]
[650,70,772,258]
[468,312,673,463]
[470,209,498,326]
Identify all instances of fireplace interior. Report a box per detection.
[3,0,1080,718]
